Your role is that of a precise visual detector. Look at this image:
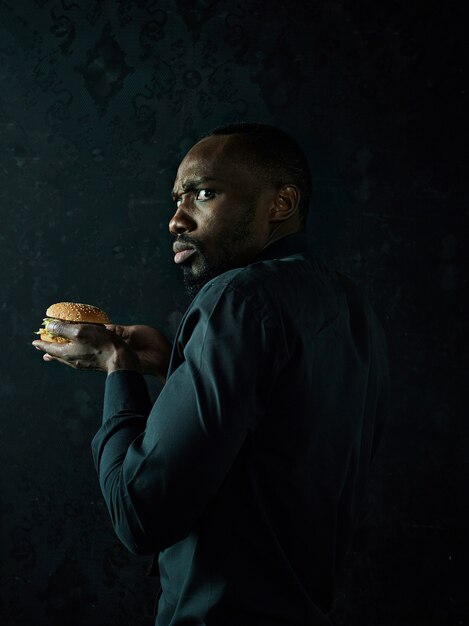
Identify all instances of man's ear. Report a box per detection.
[269,185,300,222]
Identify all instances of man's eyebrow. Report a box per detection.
[171,177,221,198]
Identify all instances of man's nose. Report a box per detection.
[169,204,196,236]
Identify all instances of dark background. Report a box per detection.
[0,1,467,625]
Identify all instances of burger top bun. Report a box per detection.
[46,302,110,324]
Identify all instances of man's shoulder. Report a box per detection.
[189,263,282,328]
[214,259,288,288]
[201,253,309,301]
[177,259,299,347]
[192,248,339,326]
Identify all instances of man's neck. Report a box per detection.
[262,222,301,251]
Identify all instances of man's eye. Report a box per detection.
[195,189,215,201]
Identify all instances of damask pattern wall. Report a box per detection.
[0,1,466,625]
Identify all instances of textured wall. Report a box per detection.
[0,1,467,625]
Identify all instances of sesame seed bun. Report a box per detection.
[45,302,110,324]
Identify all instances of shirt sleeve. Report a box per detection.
[91,281,281,556]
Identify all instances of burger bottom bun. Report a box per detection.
[40,333,70,344]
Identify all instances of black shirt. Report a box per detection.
[91,232,389,626]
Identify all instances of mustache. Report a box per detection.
[175,234,204,254]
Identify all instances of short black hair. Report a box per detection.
[202,122,311,229]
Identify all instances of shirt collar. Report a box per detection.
[254,232,311,263]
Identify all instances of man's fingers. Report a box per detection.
[31,322,126,373]
[45,320,82,340]
[105,324,128,338]
[41,352,83,369]
[43,353,78,368]
[32,341,80,368]
[32,339,73,358]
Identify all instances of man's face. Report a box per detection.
[169,135,275,296]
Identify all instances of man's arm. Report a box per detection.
[91,281,283,556]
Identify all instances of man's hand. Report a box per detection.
[105,325,172,383]
[32,321,141,375]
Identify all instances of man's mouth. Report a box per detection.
[173,241,197,265]
[174,248,196,264]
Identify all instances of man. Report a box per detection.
[33,123,389,625]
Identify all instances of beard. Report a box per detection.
[178,208,256,298]
[181,259,222,298]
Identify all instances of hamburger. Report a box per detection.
[35,302,111,343]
